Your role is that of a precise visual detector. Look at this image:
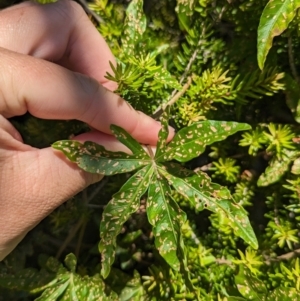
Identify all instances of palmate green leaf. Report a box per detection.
[286,74,300,123]
[265,287,300,300]
[257,150,299,186]
[153,68,182,90]
[257,0,300,70]
[52,140,150,175]
[147,176,185,271]
[99,165,154,278]
[110,125,149,157]
[160,121,251,162]
[235,266,267,301]
[118,270,144,301]
[176,221,200,300]
[176,0,196,31]
[159,163,258,249]
[0,268,53,292]
[291,157,300,174]
[34,254,117,301]
[121,0,147,57]
[155,107,171,160]
[234,266,300,301]
[53,109,257,279]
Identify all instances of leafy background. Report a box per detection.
[1,0,300,300]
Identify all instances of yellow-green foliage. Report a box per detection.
[1,0,300,300]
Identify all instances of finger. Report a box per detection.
[74,131,157,156]
[0,0,117,90]
[0,132,135,259]
[0,145,102,261]
[0,115,23,142]
[0,48,174,145]
[74,131,132,153]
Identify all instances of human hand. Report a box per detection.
[0,0,174,260]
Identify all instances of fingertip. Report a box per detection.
[154,120,175,142]
[167,125,175,142]
[73,131,131,153]
[0,115,23,143]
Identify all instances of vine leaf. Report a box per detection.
[161,121,251,162]
[235,266,267,300]
[33,254,117,301]
[147,176,185,270]
[121,0,147,56]
[52,140,150,175]
[99,165,154,278]
[52,107,257,279]
[285,74,300,123]
[266,287,300,300]
[257,150,299,186]
[234,265,300,301]
[176,0,196,31]
[291,157,300,174]
[257,0,300,70]
[118,270,144,301]
[155,106,171,160]
[110,125,149,156]
[159,163,258,249]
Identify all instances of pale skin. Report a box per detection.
[0,0,174,260]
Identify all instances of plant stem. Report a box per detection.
[178,28,205,86]
[55,188,98,259]
[77,0,104,24]
[146,145,155,159]
[152,76,192,119]
[87,178,108,203]
[288,35,300,85]
[152,26,206,119]
[55,217,85,259]
[273,248,300,261]
[75,220,88,258]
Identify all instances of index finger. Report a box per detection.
[0,0,116,90]
[0,48,174,145]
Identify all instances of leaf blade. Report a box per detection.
[121,0,147,56]
[235,266,267,300]
[52,140,150,175]
[147,176,183,270]
[176,0,196,31]
[159,163,258,249]
[154,106,171,160]
[110,124,149,157]
[257,150,299,186]
[163,121,251,162]
[257,0,300,69]
[99,165,154,278]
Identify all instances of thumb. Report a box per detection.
[0,129,132,260]
[0,48,174,145]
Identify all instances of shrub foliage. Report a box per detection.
[1,0,300,300]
